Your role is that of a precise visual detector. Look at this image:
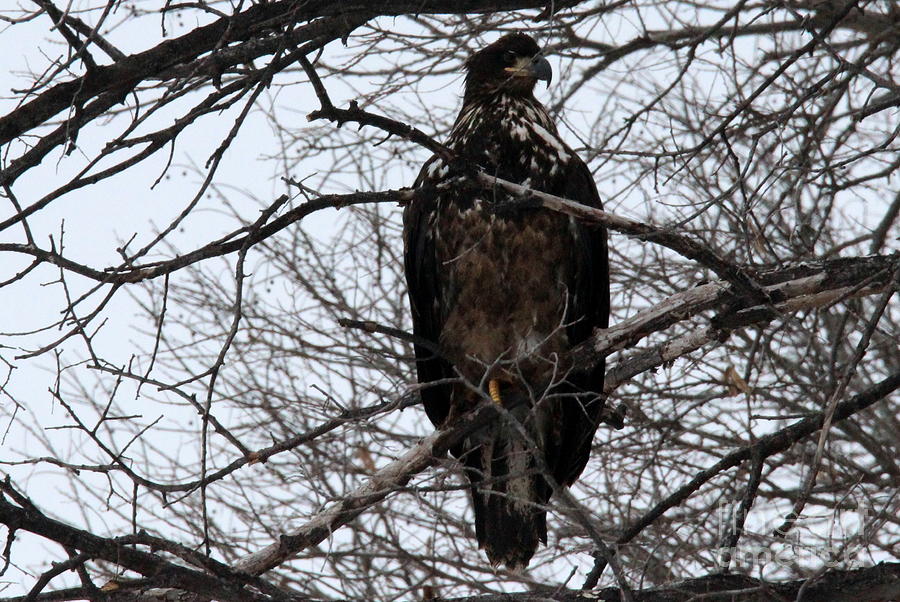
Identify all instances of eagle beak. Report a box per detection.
[531,56,552,86]
[505,55,553,86]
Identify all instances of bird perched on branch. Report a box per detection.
[403,33,609,569]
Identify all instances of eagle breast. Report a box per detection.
[419,92,580,390]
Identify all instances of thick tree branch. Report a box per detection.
[435,562,900,601]
[0,480,281,602]
[577,254,899,379]
[233,401,504,575]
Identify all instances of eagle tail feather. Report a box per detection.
[464,423,549,570]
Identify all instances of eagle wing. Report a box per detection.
[549,154,610,487]
[403,159,456,428]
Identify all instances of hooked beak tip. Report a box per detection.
[532,56,552,86]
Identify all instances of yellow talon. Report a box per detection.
[488,379,502,405]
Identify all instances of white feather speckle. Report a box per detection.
[530,123,571,162]
[427,161,448,179]
[511,123,529,141]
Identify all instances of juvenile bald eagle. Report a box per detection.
[403,33,609,569]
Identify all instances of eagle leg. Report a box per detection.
[488,379,502,405]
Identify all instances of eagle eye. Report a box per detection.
[503,50,517,64]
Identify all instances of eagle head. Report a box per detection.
[464,33,552,100]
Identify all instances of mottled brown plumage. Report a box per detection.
[403,33,610,569]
